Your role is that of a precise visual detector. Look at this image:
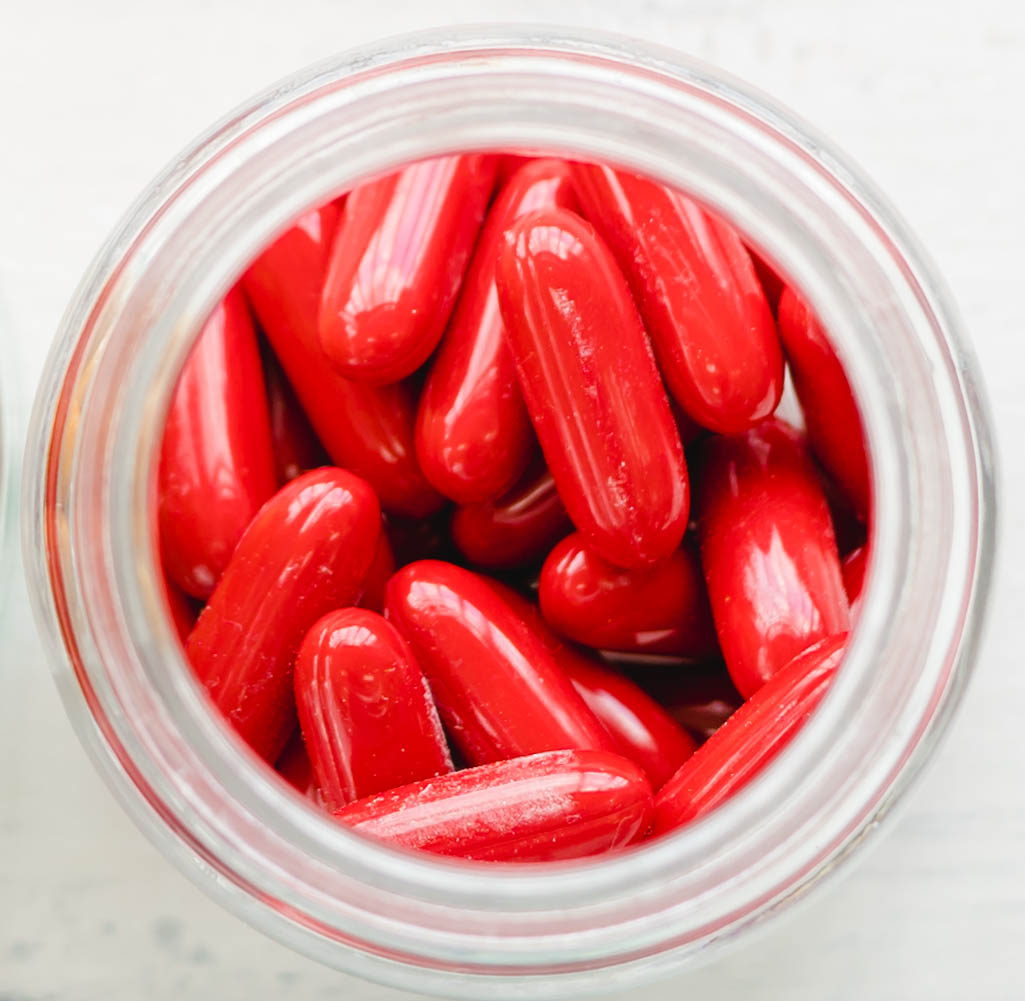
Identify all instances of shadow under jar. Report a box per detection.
[21,27,996,1000]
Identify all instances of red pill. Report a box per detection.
[333,749,653,861]
[159,287,276,599]
[262,345,329,484]
[449,457,572,570]
[654,633,847,833]
[572,164,783,433]
[624,663,743,744]
[748,246,785,312]
[496,208,689,568]
[294,608,453,810]
[697,419,850,698]
[243,205,443,517]
[496,154,534,185]
[384,560,617,765]
[186,468,381,762]
[539,533,718,658]
[275,730,319,802]
[358,529,396,615]
[416,159,578,502]
[842,545,868,616]
[319,155,497,384]
[778,285,870,519]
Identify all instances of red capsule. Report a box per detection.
[358,529,396,615]
[654,633,847,833]
[450,457,572,570]
[275,730,319,802]
[186,468,381,762]
[319,155,497,384]
[842,545,868,616]
[496,208,689,568]
[748,246,785,312]
[333,749,653,861]
[158,287,276,599]
[697,419,850,698]
[778,285,870,519]
[624,663,743,744]
[539,533,718,658]
[262,343,329,484]
[243,205,443,517]
[572,164,783,433]
[416,160,579,503]
[384,560,617,765]
[295,608,453,809]
[496,154,534,185]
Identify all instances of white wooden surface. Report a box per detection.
[2,2,1023,998]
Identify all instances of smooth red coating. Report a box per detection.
[333,749,653,861]
[625,663,743,744]
[384,560,617,765]
[654,633,847,833]
[243,205,443,516]
[697,419,850,698]
[842,545,868,616]
[294,608,453,810]
[450,457,572,569]
[158,287,276,599]
[496,208,689,568]
[748,247,785,312]
[416,160,578,502]
[571,164,783,433]
[262,344,329,483]
[778,285,870,519]
[162,573,199,645]
[539,532,718,658]
[186,468,381,762]
[496,154,534,185]
[275,730,319,802]
[358,529,396,614]
[319,155,497,384]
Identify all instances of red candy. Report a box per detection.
[697,419,850,698]
[294,608,453,809]
[186,468,381,761]
[384,560,617,765]
[243,206,443,517]
[319,155,497,384]
[159,286,276,599]
[572,164,783,433]
[333,749,653,861]
[450,457,572,570]
[654,633,847,833]
[539,533,718,658]
[496,207,689,568]
[416,159,578,503]
[778,285,870,519]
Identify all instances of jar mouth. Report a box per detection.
[22,25,998,996]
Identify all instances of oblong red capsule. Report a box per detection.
[262,344,329,484]
[243,205,443,517]
[158,287,276,599]
[539,533,718,658]
[572,164,783,433]
[319,155,497,384]
[624,663,743,744]
[653,633,847,833]
[697,419,850,698]
[333,749,653,861]
[384,560,617,765]
[496,207,689,568]
[294,608,453,810]
[449,458,572,570]
[358,529,396,615]
[842,545,868,616]
[778,285,870,519]
[416,160,579,503]
[186,468,381,762]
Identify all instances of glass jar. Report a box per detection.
[21,27,997,999]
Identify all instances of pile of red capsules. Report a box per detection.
[159,155,869,862]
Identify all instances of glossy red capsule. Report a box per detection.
[624,663,743,744]
[539,533,718,658]
[416,159,579,503]
[262,344,329,484]
[842,545,868,616]
[449,457,572,570]
[496,154,534,185]
[571,164,783,433]
[384,560,617,765]
[697,419,850,698]
[778,285,870,519]
[243,205,443,517]
[496,208,689,568]
[275,730,319,802]
[319,155,497,384]
[294,608,453,810]
[358,529,396,615]
[158,287,276,599]
[653,633,847,833]
[186,468,381,762]
[333,749,653,861]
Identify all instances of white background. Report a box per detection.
[2,1,1023,999]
